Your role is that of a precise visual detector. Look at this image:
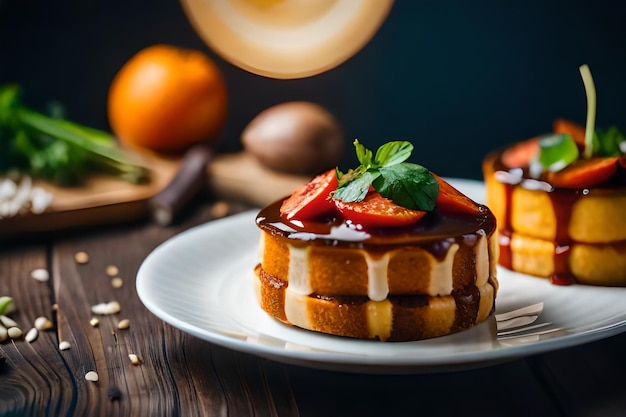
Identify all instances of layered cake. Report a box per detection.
[483,122,626,286]
[254,140,499,341]
[483,66,626,287]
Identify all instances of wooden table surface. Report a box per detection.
[1,191,626,417]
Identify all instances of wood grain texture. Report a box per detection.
[1,196,626,416]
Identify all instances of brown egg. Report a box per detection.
[241,101,344,175]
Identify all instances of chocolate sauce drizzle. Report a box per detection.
[497,182,582,285]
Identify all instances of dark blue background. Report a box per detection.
[1,1,625,180]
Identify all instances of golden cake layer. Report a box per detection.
[254,264,496,342]
[483,147,626,286]
[254,199,499,341]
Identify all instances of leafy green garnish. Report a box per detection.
[0,84,150,185]
[595,126,626,157]
[538,134,579,172]
[0,296,14,316]
[536,65,625,173]
[334,140,439,211]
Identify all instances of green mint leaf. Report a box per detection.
[538,134,579,172]
[353,139,374,167]
[374,163,438,211]
[337,166,366,187]
[334,140,440,210]
[374,141,413,167]
[595,126,626,157]
[334,170,380,202]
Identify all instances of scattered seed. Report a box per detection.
[34,316,53,331]
[91,301,121,315]
[105,265,119,277]
[0,315,17,328]
[74,251,89,264]
[107,386,122,401]
[0,326,7,342]
[25,327,38,343]
[128,353,141,365]
[117,319,130,330]
[85,371,99,382]
[30,187,54,214]
[89,318,100,327]
[211,201,230,218]
[30,268,49,282]
[59,341,71,350]
[52,303,59,311]
[110,277,123,288]
[7,327,22,339]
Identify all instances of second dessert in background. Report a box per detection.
[483,65,626,287]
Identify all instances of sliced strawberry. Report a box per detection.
[280,169,338,220]
[546,157,619,188]
[431,174,481,215]
[553,118,586,147]
[501,138,540,168]
[334,192,426,228]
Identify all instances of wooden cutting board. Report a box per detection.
[0,151,182,239]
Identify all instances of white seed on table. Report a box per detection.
[8,327,22,339]
[0,178,17,200]
[91,301,121,315]
[110,277,123,288]
[89,318,99,327]
[34,316,53,331]
[31,268,50,282]
[0,326,7,342]
[105,265,119,277]
[0,315,17,328]
[128,353,141,365]
[85,371,99,382]
[74,251,89,264]
[117,319,130,330]
[59,340,71,350]
[29,187,54,214]
[25,327,38,343]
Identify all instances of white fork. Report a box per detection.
[495,302,566,341]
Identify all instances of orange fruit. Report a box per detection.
[107,44,228,154]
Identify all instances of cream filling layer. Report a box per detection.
[364,253,391,301]
[429,243,458,296]
[287,246,312,295]
[366,299,392,340]
[475,231,489,287]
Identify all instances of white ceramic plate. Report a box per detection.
[136,179,626,374]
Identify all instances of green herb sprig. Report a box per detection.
[333,140,439,211]
[0,84,150,185]
[537,65,625,172]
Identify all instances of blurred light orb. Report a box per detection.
[181,0,394,79]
